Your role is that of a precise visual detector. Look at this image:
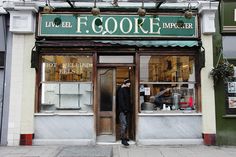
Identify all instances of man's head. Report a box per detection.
[123,78,131,87]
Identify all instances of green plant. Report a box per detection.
[210,61,234,82]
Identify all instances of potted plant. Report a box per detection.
[210,61,235,82]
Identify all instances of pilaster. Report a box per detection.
[3,1,38,146]
[198,1,219,145]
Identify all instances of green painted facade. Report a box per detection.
[222,2,236,26]
[214,1,236,145]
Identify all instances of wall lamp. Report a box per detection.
[111,0,119,7]
[184,2,193,19]
[91,0,100,16]
[43,0,53,13]
[137,0,146,17]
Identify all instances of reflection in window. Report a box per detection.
[40,55,93,113]
[42,56,93,82]
[140,56,197,113]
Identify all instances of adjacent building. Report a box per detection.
[0,0,7,145]
[214,0,236,145]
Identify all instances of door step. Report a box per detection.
[97,140,136,145]
[97,135,116,143]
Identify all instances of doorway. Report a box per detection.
[97,66,135,142]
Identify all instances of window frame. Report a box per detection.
[36,53,94,113]
[138,52,201,113]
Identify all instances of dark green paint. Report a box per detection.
[214,8,236,145]
[222,2,236,26]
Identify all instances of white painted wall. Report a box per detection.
[198,1,218,136]
[20,35,36,134]
[201,35,216,135]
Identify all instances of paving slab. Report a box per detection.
[0,146,60,157]
[0,145,112,157]
[56,146,112,157]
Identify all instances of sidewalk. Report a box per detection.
[1,144,236,157]
[113,145,236,157]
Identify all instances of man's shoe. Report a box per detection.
[121,139,129,146]
[125,138,130,141]
[120,137,130,141]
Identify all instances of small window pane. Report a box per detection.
[99,56,134,63]
[40,82,93,112]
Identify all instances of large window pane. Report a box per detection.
[140,56,195,82]
[40,55,93,113]
[140,55,196,113]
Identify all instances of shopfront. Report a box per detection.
[32,11,204,145]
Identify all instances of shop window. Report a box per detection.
[225,69,236,114]
[140,55,197,113]
[223,36,236,59]
[40,55,93,113]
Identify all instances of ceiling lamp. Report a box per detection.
[91,0,100,16]
[137,0,146,17]
[43,0,53,13]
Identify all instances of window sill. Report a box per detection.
[222,115,236,118]
[139,110,201,116]
[34,112,94,116]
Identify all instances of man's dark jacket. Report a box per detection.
[117,86,131,113]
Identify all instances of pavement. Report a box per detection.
[1,144,236,157]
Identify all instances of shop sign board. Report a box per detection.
[38,14,198,38]
[222,1,236,33]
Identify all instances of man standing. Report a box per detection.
[117,78,131,146]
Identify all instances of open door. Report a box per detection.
[97,66,135,142]
[97,68,116,142]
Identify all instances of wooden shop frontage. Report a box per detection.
[33,11,204,145]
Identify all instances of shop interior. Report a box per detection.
[140,55,196,112]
